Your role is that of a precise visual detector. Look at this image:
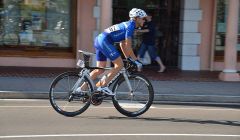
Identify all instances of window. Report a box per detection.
[0,0,76,57]
[215,0,240,61]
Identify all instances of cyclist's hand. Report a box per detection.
[127,57,143,71]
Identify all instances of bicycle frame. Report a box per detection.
[71,67,133,96]
[49,50,154,117]
[71,68,94,96]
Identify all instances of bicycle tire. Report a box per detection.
[112,73,154,117]
[49,71,93,117]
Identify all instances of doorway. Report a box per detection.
[112,0,181,68]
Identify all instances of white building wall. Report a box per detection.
[179,0,202,70]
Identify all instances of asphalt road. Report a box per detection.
[0,99,240,140]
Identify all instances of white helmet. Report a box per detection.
[129,8,147,18]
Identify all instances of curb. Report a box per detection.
[154,93,240,104]
[0,91,49,99]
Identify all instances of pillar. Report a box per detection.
[219,0,240,81]
[179,0,202,70]
[100,0,112,32]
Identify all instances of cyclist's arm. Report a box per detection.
[120,38,137,60]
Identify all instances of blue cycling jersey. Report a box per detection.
[94,20,136,61]
[104,20,136,42]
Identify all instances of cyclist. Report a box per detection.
[77,8,147,96]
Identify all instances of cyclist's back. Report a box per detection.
[103,20,135,43]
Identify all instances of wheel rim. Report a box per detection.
[50,73,91,116]
[113,76,153,115]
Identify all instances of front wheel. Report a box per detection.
[112,74,154,117]
[49,71,93,117]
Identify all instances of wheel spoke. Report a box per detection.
[112,74,154,117]
[49,72,92,117]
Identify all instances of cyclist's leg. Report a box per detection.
[93,36,123,88]
[78,62,106,92]
[96,56,123,87]
[90,61,106,80]
[77,39,107,91]
[90,49,107,81]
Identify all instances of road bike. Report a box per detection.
[49,50,154,117]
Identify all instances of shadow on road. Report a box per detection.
[77,116,240,127]
[107,116,240,127]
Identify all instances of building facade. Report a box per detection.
[0,0,239,81]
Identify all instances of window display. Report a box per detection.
[0,0,72,48]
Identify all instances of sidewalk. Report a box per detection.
[0,66,240,105]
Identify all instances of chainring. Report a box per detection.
[91,92,103,106]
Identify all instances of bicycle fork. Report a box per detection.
[122,72,134,96]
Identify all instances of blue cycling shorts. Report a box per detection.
[94,33,120,61]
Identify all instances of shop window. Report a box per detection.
[215,0,240,61]
[0,0,76,56]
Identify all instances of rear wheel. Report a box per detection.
[49,71,93,117]
[112,74,154,117]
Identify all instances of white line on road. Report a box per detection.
[0,133,240,139]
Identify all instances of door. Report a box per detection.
[112,0,180,68]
